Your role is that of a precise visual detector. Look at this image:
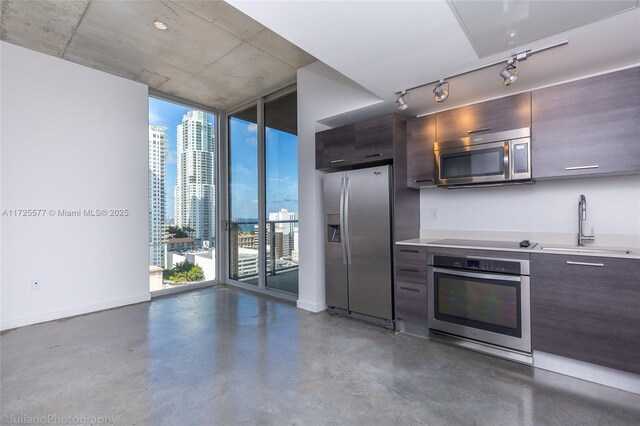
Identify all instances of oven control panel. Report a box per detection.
[432,255,522,275]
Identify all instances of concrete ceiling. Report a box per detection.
[0,0,316,111]
[228,0,640,123]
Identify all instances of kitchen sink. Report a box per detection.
[540,246,632,255]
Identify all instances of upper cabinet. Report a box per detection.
[354,114,395,165]
[315,124,356,169]
[316,115,394,170]
[406,115,436,188]
[435,92,531,141]
[532,67,640,179]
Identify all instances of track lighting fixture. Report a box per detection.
[396,90,408,111]
[433,80,449,103]
[393,40,568,110]
[499,60,518,86]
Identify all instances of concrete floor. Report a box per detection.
[2,287,639,426]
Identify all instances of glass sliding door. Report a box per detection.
[264,92,298,294]
[225,86,298,296]
[228,105,260,283]
[148,97,217,292]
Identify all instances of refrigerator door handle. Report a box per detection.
[344,176,352,265]
[339,177,347,264]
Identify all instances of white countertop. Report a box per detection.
[396,238,640,260]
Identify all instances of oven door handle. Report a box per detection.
[432,267,522,282]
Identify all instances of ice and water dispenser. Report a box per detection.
[326,214,341,242]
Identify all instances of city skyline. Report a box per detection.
[149,97,298,221]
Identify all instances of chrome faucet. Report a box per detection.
[578,194,595,246]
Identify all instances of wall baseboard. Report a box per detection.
[534,351,640,394]
[0,293,151,331]
[296,299,327,313]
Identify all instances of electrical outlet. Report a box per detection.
[31,280,41,291]
[430,209,439,220]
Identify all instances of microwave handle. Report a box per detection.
[504,141,510,180]
[468,127,491,134]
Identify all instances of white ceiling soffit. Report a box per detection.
[450,0,639,57]
[0,0,316,111]
[227,1,640,119]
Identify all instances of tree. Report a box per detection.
[182,226,195,238]
[164,260,205,283]
[167,225,189,238]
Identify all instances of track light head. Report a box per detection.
[433,80,449,103]
[499,61,518,86]
[396,91,408,111]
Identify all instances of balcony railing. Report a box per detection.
[229,219,298,280]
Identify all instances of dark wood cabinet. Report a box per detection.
[394,244,428,337]
[531,67,640,179]
[530,253,640,374]
[395,280,428,337]
[396,245,428,264]
[396,264,428,285]
[355,114,394,164]
[392,115,421,259]
[407,115,436,188]
[435,92,531,141]
[315,124,356,169]
[315,115,394,170]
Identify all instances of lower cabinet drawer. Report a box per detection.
[395,280,428,337]
[396,263,428,284]
[396,245,428,265]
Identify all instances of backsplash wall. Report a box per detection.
[420,175,640,245]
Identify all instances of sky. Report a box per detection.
[149,97,298,222]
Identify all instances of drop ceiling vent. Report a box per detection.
[449,0,639,57]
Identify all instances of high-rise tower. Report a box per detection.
[174,110,215,248]
[149,125,167,267]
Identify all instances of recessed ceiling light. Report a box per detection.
[154,21,168,31]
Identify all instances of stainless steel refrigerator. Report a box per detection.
[323,165,393,328]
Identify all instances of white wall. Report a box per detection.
[296,61,383,312]
[0,42,150,330]
[420,175,640,247]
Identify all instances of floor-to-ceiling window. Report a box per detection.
[227,87,298,295]
[264,92,298,294]
[228,105,259,284]
[148,97,217,292]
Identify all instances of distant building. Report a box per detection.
[235,247,259,278]
[291,230,299,263]
[174,110,215,248]
[269,208,296,234]
[236,230,258,249]
[149,125,167,267]
[165,250,216,281]
[165,237,196,254]
[229,222,259,279]
[268,209,297,259]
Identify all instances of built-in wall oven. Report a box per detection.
[427,252,532,363]
[434,127,531,187]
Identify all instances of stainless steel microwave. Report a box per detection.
[434,128,531,187]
